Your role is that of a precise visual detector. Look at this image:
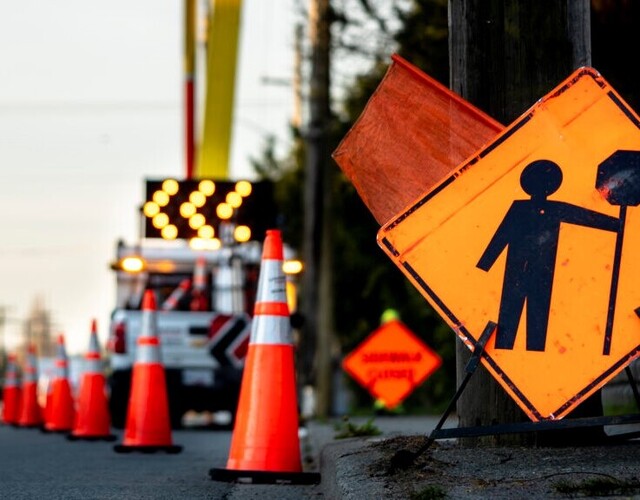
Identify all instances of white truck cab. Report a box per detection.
[107,238,264,428]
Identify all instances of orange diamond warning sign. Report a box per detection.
[378,67,640,421]
[342,319,442,409]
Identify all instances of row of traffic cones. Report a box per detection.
[0,294,182,452]
[1,323,114,441]
[1,229,319,484]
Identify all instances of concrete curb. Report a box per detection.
[316,429,640,499]
[320,438,387,500]
[308,416,444,498]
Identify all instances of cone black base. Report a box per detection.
[209,467,321,485]
[114,444,182,454]
[68,434,117,442]
[40,427,72,434]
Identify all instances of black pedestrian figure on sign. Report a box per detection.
[477,159,619,351]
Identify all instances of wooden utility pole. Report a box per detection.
[301,0,334,417]
[449,0,592,444]
[292,23,304,130]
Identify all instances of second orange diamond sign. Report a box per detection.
[343,318,442,409]
[379,68,640,421]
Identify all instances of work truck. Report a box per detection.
[107,238,266,428]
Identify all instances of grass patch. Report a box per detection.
[554,477,640,497]
[410,485,447,499]
[603,401,639,416]
[334,416,382,439]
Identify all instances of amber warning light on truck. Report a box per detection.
[112,256,146,273]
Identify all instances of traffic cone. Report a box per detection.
[18,344,42,428]
[213,258,245,313]
[43,377,53,425]
[210,230,320,484]
[2,353,21,425]
[193,255,207,292]
[114,290,181,453]
[44,334,75,432]
[161,278,191,311]
[68,319,115,441]
[191,255,208,311]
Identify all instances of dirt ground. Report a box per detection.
[368,435,640,499]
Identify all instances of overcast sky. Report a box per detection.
[0,0,296,354]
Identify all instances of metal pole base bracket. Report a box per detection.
[67,433,117,442]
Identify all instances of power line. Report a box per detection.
[0,101,179,113]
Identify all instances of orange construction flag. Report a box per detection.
[332,54,503,225]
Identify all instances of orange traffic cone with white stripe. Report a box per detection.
[193,255,207,291]
[44,334,75,432]
[69,319,115,441]
[18,344,42,428]
[191,255,208,311]
[2,353,21,425]
[114,290,181,453]
[210,230,319,484]
[161,278,191,311]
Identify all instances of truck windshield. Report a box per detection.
[148,272,209,311]
[122,263,259,315]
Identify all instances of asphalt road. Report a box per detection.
[0,425,323,499]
